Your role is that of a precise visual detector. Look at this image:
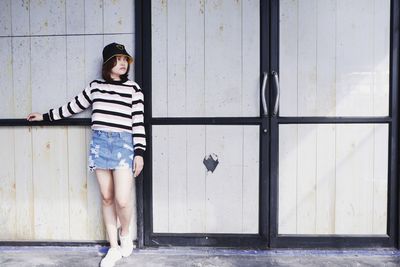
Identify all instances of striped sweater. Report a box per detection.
[43,79,146,157]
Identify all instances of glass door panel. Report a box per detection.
[279,0,390,117]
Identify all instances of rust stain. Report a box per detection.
[22,0,29,11]
[199,0,204,14]
[161,0,167,9]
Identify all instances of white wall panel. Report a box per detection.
[0,0,11,36]
[30,0,66,36]
[104,0,134,33]
[152,0,260,117]
[280,0,390,117]
[0,0,135,241]
[11,0,30,36]
[279,124,388,235]
[153,125,259,234]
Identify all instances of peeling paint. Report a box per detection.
[203,153,219,173]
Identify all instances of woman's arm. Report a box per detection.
[42,85,92,122]
[27,85,92,122]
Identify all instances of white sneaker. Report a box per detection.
[100,246,122,267]
[119,227,134,257]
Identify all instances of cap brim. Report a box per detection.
[103,54,133,65]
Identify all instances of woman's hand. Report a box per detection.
[133,155,144,178]
[26,112,43,121]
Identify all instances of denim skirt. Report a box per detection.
[88,129,134,172]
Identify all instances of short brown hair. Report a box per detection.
[102,56,130,82]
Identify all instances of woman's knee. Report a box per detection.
[115,197,131,209]
[101,192,115,206]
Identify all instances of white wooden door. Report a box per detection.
[150,0,261,235]
[274,0,392,237]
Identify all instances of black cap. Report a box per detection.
[102,42,133,65]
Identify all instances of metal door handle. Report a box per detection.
[261,72,268,117]
[272,71,280,116]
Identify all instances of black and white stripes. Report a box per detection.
[43,79,146,157]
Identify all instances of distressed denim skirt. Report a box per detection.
[88,129,134,173]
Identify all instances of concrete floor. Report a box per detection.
[1,246,400,267]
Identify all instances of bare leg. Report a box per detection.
[113,169,134,236]
[96,169,119,248]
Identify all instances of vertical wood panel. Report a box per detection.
[373,0,390,116]
[279,125,298,234]
[186,0,205,117]
[297,0,317,116]
[30,0,66,36]
[0,0,11,36]
[336,0,374,116]
[296,125,317,233]
[168,125,188,232]
[152,126,170,232]
[84,35,103,84]
[104,0,134,33]
[372,124,388,233]
[68,126,88,239]
[0,37,13,117]
[206,126,243,233]
[167,0,186,116]
[242,126,259,233]
[186,125,206,232]
[242,0,260,116]
[205,0,241,117]
[151,0,168,117]
[85,128,106,240]
[32,126,69,239]
[316,0,336,116]
[31,36,67,112]
[12,37,31,117]
[84,0,103,34]
[315,124,336,233]
[335,124,374,234]
[14,127,34,240]
[0,127,16,239]
[66,0,85,34]
[67,35,91,118]
[279,0,298,116]
[11,0,30,36]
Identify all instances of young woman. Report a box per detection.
[27,42,146,267]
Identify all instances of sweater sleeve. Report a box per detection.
[131,84,146,157]
[42,85,92,122]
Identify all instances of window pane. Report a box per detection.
[279,123,388,234]
[279,0,390,117]
[152,125,259,233]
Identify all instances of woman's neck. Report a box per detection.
[110,73,121,81]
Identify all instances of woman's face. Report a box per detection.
[111,55,129,77]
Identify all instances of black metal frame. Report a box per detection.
[140,0,271,248]
[269,0,400,248]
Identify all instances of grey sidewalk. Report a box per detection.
[1,246,400,267]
